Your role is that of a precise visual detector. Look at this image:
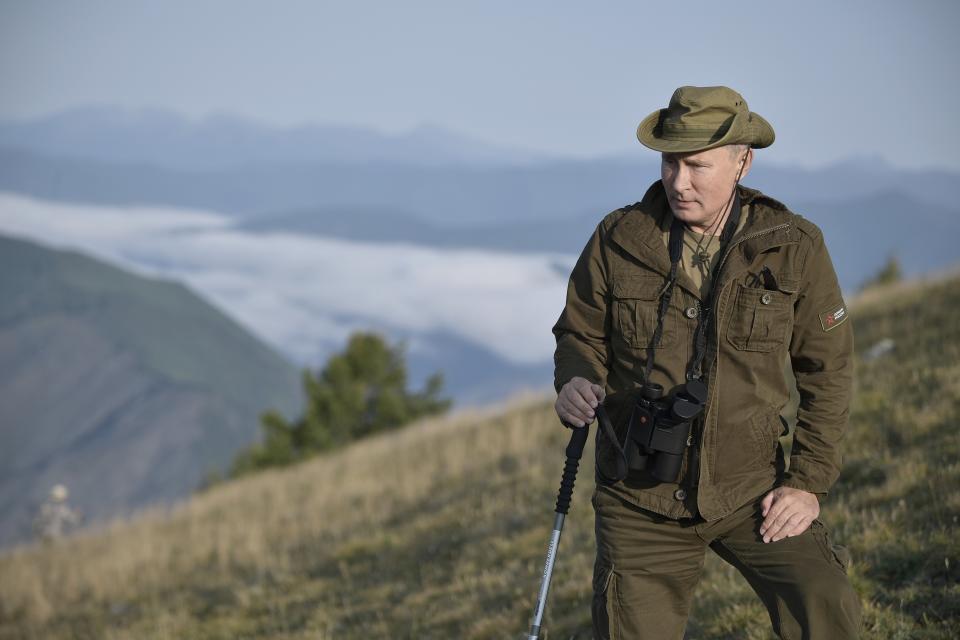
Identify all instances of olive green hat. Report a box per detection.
[636,85,775,153]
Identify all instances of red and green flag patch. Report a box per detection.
[819,303,848,332]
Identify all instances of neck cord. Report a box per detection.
[598,159,749,486]
[645,156,747,385]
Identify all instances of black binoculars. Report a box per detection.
[625,379,708,483]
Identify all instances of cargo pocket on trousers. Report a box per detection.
[811,519,851,573]
[592,558,620,640]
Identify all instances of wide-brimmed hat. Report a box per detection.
[637,85,775,153]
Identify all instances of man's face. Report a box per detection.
[660,146,751,233]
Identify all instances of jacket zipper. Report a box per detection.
[714,222,792,284]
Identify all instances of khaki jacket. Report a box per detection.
[552,181,853,521]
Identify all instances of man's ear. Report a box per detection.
[739,148,754,180]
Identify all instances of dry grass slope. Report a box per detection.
[1,274,958,639]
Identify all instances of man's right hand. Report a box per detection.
[555,376,606,428]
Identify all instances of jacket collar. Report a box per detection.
[610,181,799,287]
[609,181,675,276]
[718,186,801,293]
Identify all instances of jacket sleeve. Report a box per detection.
[552,220,612,393]
[782,226,854,497]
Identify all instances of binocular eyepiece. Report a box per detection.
[625,380,708,483]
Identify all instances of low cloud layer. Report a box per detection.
[0,192,575,366]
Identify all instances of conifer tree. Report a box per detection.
[231,332,450,476]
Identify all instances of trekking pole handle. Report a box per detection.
[555,421,589,514]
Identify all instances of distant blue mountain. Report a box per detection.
[1,148,957,233]
[0,144,646,223]
[1,106,958,222]
[793,190,960,292]
[0,106,549,171]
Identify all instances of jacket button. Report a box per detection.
[685,306,699,319]
[760,292,773,305]
[673,488,687,501]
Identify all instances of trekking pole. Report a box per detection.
[526,406,603,640]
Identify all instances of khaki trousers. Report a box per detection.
[591,487,862,640]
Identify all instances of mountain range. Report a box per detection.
[0,105,548,171]
[1,106,957,223]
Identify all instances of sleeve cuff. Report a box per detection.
[778,476,828,502]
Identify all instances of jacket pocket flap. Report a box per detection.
[612,275,663,300]
[777,273,800,294]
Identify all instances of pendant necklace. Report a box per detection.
[687,209,723,270]
[689,232,715,269]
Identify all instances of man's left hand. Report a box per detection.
[759,487,820,543]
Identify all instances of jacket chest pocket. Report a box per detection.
[612,275,677,350]
[726,283,793,352]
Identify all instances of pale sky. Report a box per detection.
[1,0,958,170]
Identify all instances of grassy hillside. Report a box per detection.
[0,234,302,546]
[1,273,958,639]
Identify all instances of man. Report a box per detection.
[552,86,861,639]
[34,483,81,543]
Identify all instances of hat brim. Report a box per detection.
[636,109,775,153]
